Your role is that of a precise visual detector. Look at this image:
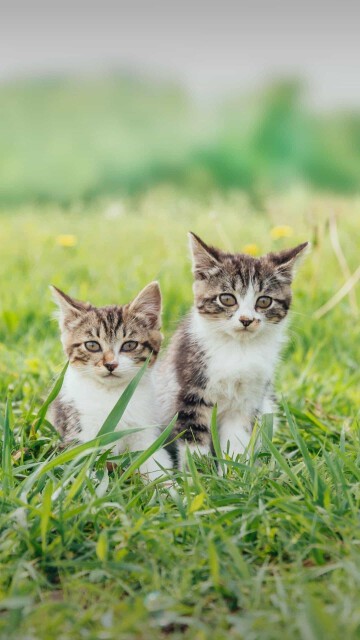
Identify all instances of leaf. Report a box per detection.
[97,356,151,436]
[96,530,108,562]
[189,492,205,513]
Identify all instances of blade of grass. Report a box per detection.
[40,479,53,553]
[118,415,176,484]
[210,404,225,475]
[33,361,69,434]
[2,396,14,494]
[97,356,151,436]
[261,430,303,490]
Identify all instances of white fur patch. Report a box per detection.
[191,309,285,453]
[59,365,172,476]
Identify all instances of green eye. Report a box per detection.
[256,296,272,309]
[121,340,138,352]
[219,293,237,307]
[85,341,102,352]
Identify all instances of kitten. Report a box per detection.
[156,233,308,469]
[49,282,172,480]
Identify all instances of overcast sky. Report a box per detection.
[1,0,359,108]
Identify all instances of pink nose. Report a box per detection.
[239,317,254,328]
[104,362,118,372]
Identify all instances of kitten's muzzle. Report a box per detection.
[239,316,254,328]
[104,362,118,373]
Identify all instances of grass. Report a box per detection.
[0,186,360,639]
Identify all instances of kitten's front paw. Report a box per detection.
[139,448,173,482]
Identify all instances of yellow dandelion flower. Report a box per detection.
[25,358,41,374]
[242,243,260,256]
[56,234,77,248]
[270,225,294,240]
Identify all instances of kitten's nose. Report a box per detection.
[239,316,254,328]
[104,362,118,372]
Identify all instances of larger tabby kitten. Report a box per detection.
[49,282,172,480]
[157,233,308,469]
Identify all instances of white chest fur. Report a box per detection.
[61,366,157,443]
[192,312,285,420]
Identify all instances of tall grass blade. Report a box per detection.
[40,479,53,552]
[210,405,225,474]
[97,356,151,436]
[33,361,69,433]
[261,430,303,490]
[2,396,14,494]
[119,415,176,484]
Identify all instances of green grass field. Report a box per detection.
[1,186,360,639]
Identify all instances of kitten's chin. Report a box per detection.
[96,373,129,387]
[230,328,259,341]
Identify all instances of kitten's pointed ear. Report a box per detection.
[268,242,310,279]
[50,286,89,328]
[188,232,220,278]
[128,281,162,329]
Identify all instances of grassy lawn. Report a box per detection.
[0,186,359,639]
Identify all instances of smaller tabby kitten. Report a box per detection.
[157,233,308,469]
[49,282,172,480]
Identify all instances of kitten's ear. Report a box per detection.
[188,232,220,278]
[50,286,89,328]
[128,281,162,329]
[268,242,310,279]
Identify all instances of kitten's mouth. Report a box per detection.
[102,371,122,379]
[236,325,258,336]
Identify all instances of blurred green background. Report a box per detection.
[1,74,360,206]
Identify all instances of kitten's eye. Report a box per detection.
[121,340,138,352]
[85,341,102,352]
[256,296,273,309]
[219,293,237,307]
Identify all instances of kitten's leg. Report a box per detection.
[139,447,173,482]
[219,400,276,472]
[174,391,213,470]
[219,415,252,460]
[125,428,172,482]
[262,394,278,433]
[176,441,211,471]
